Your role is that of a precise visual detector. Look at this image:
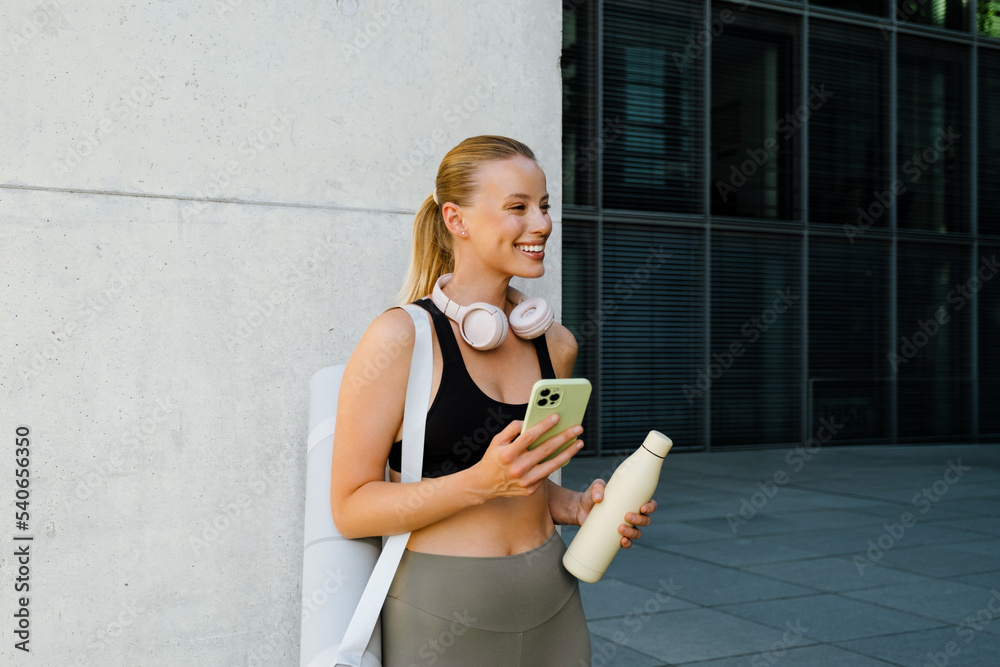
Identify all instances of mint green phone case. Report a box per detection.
[523,378,593,463]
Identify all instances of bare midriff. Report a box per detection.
[387,468,556,557]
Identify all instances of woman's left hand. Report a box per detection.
[576,479,658,549]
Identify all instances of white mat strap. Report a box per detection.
[335,303,431,666]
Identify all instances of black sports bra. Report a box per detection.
[387,298,557,478]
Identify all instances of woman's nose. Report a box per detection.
[529,206,552,235]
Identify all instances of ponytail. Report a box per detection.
[394,195,454,305]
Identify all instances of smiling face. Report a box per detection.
[452,155,552,281]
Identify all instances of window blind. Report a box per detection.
[808,20,889,228]
[808,237,892,440]
[897,36,970,234]
[709,231,802,447]
[602,0,703,214]
[896,242,972,438]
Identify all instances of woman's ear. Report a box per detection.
[441,202,467,238]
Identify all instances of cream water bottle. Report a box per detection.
[562,430,672,583]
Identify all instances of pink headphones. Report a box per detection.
[431,273,554,350]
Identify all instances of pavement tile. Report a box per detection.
[637,520,740,546]
[713,593,943,643]
[949,538,1000,558]
[871,543,1000,578]
[935,517,1000,536]
[602,546,814,606]
[955,570,1000,591]
[675,643,895,666]
[744,556,935,592]
[836,626,1000,666]
[662,534,828,567]
[842,580,1000,624]
[580,576,693,620]
[847,501,972,523]
[933,499,1000,517]
[588,635,664,667]
[588,607,797,664]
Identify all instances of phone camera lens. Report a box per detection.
[540,388,551,397]
[538,398,548,406]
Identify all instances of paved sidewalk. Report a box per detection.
[560,443,1000,666]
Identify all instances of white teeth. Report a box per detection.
[517,244,545,253]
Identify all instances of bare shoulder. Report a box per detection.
[545,321,578,378]
[341,306,417,397]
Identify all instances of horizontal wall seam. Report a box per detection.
[0,183,415,217]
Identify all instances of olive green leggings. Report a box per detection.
[383,530,591,667]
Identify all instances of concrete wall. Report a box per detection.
[0,1,562,664]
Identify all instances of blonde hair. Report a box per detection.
[394,135,538,305]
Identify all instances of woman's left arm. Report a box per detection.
[547,479,657,548]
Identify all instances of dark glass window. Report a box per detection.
[980,245,1000,436]
[896,243,972,438]
[600,224,703,449]
[602,0,703,213]
[709,232,801,446]
[562,2,596,207]
[711,8,800,220]
[896,37,970,233]
[980,49,1000,235]
[897,0,970,32]
[809,21,889,228]
[808,238,892,440]
[562,220,600,449]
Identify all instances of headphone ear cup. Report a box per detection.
[460,305,509,350]
[509,297,554,340]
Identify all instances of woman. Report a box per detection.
[331,135,657,666]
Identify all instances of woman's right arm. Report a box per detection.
[329,308,584,539]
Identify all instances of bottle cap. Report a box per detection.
[641,430,673,458]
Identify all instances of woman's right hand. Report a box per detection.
[468,415,584,501]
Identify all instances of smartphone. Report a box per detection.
[522,378,592,463]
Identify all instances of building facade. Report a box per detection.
[562,0,1000,453]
